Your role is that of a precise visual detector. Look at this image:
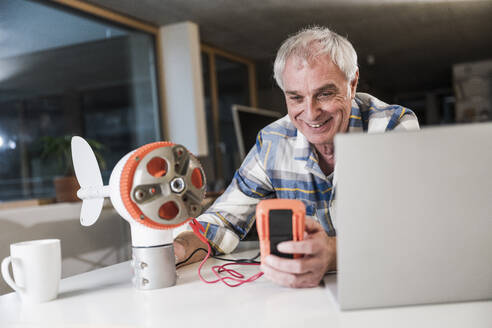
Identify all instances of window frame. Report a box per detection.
[200,44,258,183]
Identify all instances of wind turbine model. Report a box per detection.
[71,136,206,290]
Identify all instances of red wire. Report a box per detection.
[190,219,264,287]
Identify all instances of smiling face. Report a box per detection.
[283,54,358,148]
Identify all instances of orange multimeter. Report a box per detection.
[255,199,305,263]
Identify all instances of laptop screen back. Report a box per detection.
[334,123,492,310]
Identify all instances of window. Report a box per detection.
[201,46,257,190]
[0,0,162,201]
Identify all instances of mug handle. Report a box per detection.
[1,256,20,292]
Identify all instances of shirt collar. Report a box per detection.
[293,97,363,178]
[348,97,364,133]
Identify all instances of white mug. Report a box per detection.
[1,239,61,303]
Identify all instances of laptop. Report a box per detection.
[325,122,492,310]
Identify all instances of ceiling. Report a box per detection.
[80,0,492,96]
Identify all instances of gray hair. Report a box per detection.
[273,26,358,91]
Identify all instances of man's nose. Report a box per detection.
[305,98,321,121]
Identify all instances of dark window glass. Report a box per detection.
[215,55,250,184]
[200,51,219,191]
[0,0,161,201]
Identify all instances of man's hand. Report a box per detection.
[173,231,208,268]
[261,218,336,288]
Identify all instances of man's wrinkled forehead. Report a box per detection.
[282,53,350,96]
[285,55,323,75]
[284,52,341,81]
[285,46,339,72]
[286,55,308,71]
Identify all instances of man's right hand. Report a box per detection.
[173,231,209,267]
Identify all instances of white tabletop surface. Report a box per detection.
[1,247,491,328]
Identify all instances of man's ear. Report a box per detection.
[350,70,359,99]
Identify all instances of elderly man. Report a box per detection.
[174,26,419,287]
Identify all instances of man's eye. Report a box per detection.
[318,92,333,98]
[290,96,302,102]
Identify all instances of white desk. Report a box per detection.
[1,248,491,328]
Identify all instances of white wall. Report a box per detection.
[158,21,208,156]
[0,201,131,295]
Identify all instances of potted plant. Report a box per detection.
[40,135,106,202]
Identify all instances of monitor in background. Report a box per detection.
[232,105,282,160]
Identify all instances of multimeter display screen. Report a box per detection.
[268,209,293,258]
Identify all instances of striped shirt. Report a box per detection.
[174,92,420,254]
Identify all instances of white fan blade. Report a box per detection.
[80,198,105,227]
[71,136,104,226]
[71,136,103,189]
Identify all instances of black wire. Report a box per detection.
[213,252,261,264]
[176,247,261,267]
[176,247,207,267]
